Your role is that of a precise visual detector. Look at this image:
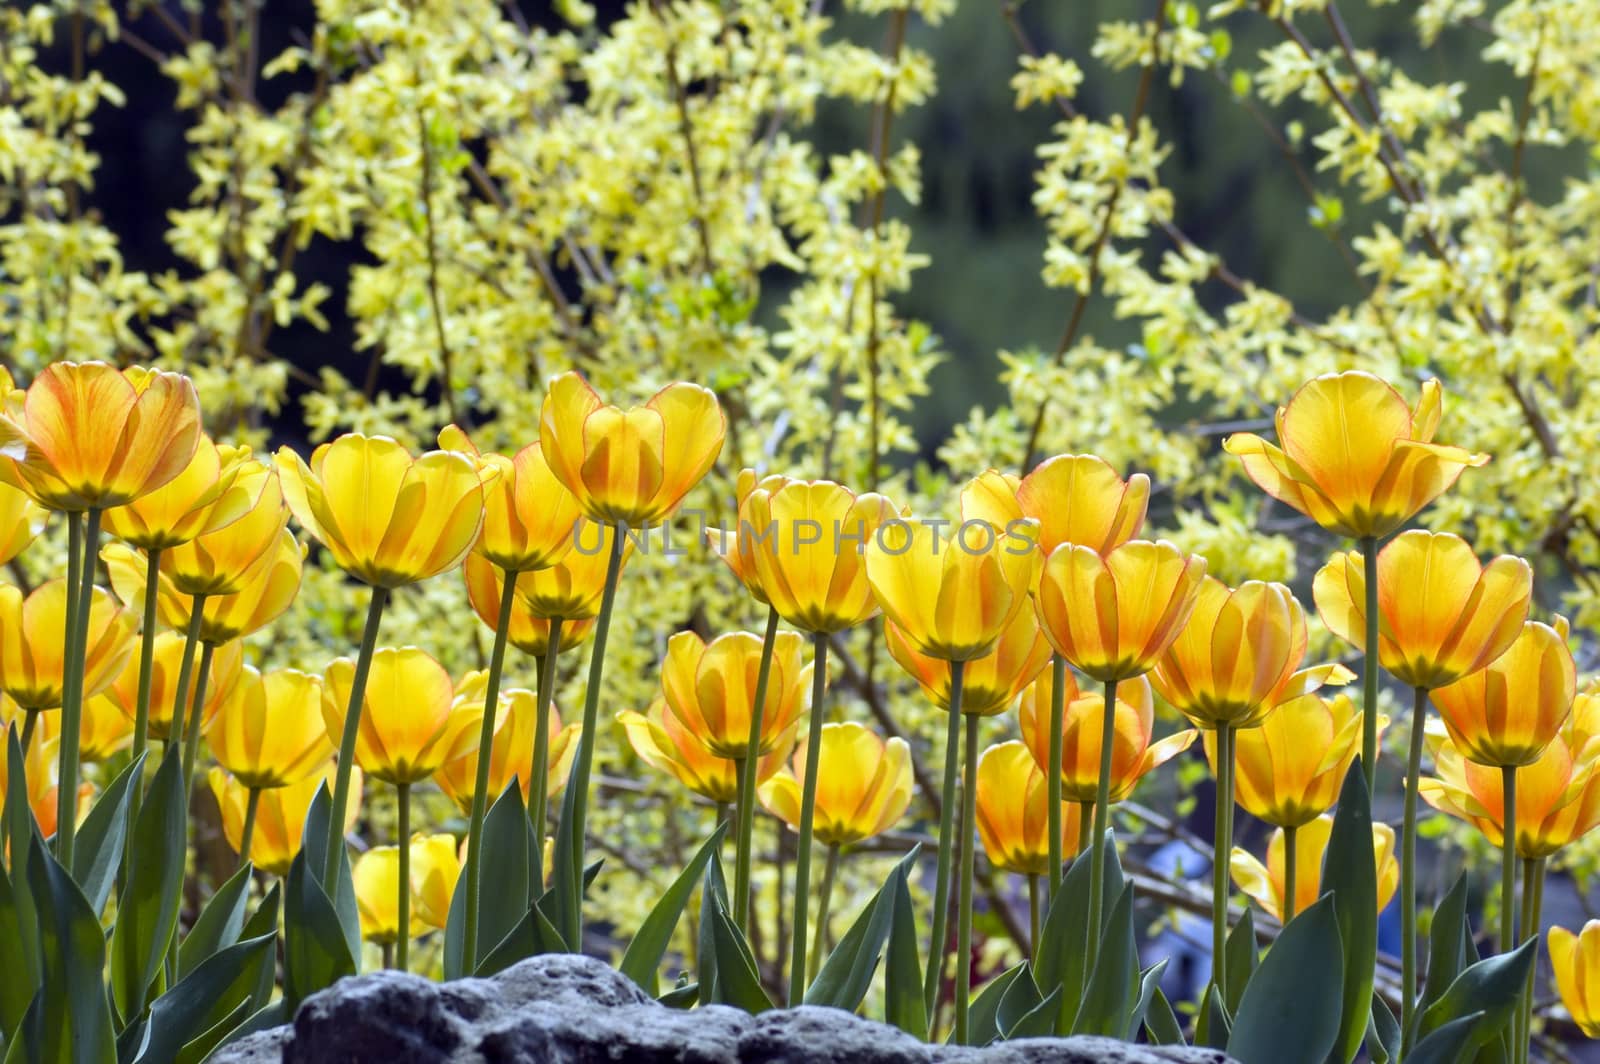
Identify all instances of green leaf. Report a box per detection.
[1416,939,1536,1048]
[297,785,360,966]
[136,933,276,1064]
[1419,873,1471,1016]
[70,752,144,918]
[1223,906,1257,1014]
[282,843,355,1012]
[1035,831,1122,1033]
[1321,763,1377,1064]
[658,982,698,1009]
[965,963,1026,1047]
[994,963,1044,1040]
[178,862,253,979]
[548,761,582,949]
[1144,986,1185,1046]
[1367,993,1400,1064]
[1227,895,1344,1064]
[805,848,917,1012]
[1197,982,1231,1049]
[446,783,533,980]
[1005,986,1062,1040]
[1406,1011,1485,1064]
[696,855,729,1006]
[883,863,926,1037]
[620,823,727,995]
[0,859,42,1041]
[26,840,117,1064]
[5,993,43,1064]
[240,883,281,1014]
[1072,883,1136,1036]
[705,894,772,1013]
[3,727,33,869]
[1129,959,1169,1042]
[110,745,187,1024]
[475,901,568,978]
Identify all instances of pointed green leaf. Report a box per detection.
[706,896,771,1013]
[884,863,926,1037]
[26,840,117,1064]
[620,823,727,995]
[1072,884,1136,1036]
[1322,763,1377,1064]
[805,848,917,1012]
[0,861,41,1041]
[1227,895,1344,1064]
[1367,993,1400,1064]
[1005,986,1062,1040]
[136,933,276,1064]
[241,883,281,1014]
[696,854,729,1006]
[3,727,31,869]
[178,862,253,978]
[1416,939,1535,1047]
[1036,831,1123,1033]
[446,783,533,979]
[1129,959,1169,1042]
[70,752,144,918]
[1144,985,1185,1046]
[1407,1011,1485,1064]
[1419,873,1472,1015]
[282,844,355,1011]
[110,745,187,1023]
[475,901,567,977]
[994,963,1044,1038]
[965,963,1026,1047]
[297,784,360,966]
[1197,982,1231,1049]
[1223,907,1257,1013]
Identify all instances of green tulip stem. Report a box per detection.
[1210,722,1235,996]
[787,631,832,1005]
[1028,873,1041,952]
[923,657,965,1029]
[807,843,840,986]
[529,616,563,894]
[562,523,625,949]
[1516,856,1544,1064]
[1077,801,1092,855]
[1400,684,1428,1053]
[323,584,391,894]
[381,942,394,971]
[954,712,980,1046]
[734,605,781,932]
[167,598,207,772]
[463,565,520,969]
[396,782,412,972]
[179,639,216,790]
[18,709,37,753]
[1046,653,1067,899]
[238,786,260,869]
[1281,823,1297,923]
[1087,678,1119,982]
[56,506,100,866]
[123,546,163,890]
[1360,536,1380,793]
[1501,765,1517,956]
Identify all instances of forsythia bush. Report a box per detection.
[3,0,1600,1060]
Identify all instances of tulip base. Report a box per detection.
[787,632,832,1006]
[734,605,781,933]
[325,585,391,895]
[464,565,520,969]
[922,658,965,1032]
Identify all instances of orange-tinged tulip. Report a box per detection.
[0,580,136,710]
[618,700,790,804]
[322,647,481,786]
[743,479,896,634]
[1018,667,1194,802]
[1314,530,1533,690]
[409,833,462,931]
[759,722,912,846]
[104,633,243,741]
[102,437,253,550]
[1430,619,1575,768]
[1223,372,1487,539]
[1211,692,1385,829]
[205,667,331,790]
[962,456,1148,557]
[462,553,594,656]
[209,764,361,876]
[1549,921,1600,1038]
[0,483,45,566]
[0,362,202,512]
[975,741,1081,876]
[433,673,578,812]
[275,434,486,588]
[0,732,78,838]
[161,459,286,596]
[439,426,579,572]
[1230,815,1398,922]
[658,629,812,758]
[705,469,793,603]
[1153,576,1353,730]
[885,605,1051,717]
[353,845,420,943]
[539,372,725,526]
[866,517,1040,662]
[1035,539,1207,683]
[515,521,633,620]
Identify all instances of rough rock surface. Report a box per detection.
[213,955,1234,1063]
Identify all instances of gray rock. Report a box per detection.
[213,955,1233,1064]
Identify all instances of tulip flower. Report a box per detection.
[277,432,487,890]
[463,553,593,659]
[102,437,254,550]
[884,606,1052,718]
[760,721,912,984]
[433,674,580,814]
[103,632,243,743]
[704,468,794,604]
[0,580,136,744]
[514,521,632,622]
[160,458,285,597]
[0,482,44,567]
[618,700,791,806]
[209,763,361,875]
[409,833,462,933]
[206,667,333,832]
[658,630,812,758]
[0,731,78,840]
[974,741,1083,944]
[71,692,135,764]
[1230,815,1398,923]
[1316,529,1531,1029]
[1548,922,1600,1038]
[962,455,1149,557]
[353,846,420,953]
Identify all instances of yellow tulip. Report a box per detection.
[538,371,725,526]
[866,516,1039,662]
[161,458,286,597]
[433,673,579,813]
[658,629,812,758]
[0,580,137,710]
[1223,372,1487,539]
[104,634,243,742]
[885,604,1052,717]
[962,455,1149,557]
[1211,692,1386,829]
[353,845,421,943]
[102,436,252,550]
[1430,619,1575,768]
[275,433,486,588]
[1152,576,1354,730]
[515,521,633,620]
[68,693,135,764]
[1,729,61,835]
[205,667,332,790]
[743,479,896,634]
[1018,667,1194,803]
[439,426,579,572]
[759,722,912,847]
[975,741,1082,877]
[704,468,793,603]
[0,362,202,512]
[320,647,481,786]
[1548,921,1600,1038]
[1034,539,1207,683]
[1230,815,1398,922]
[1314,530,1532,690]
[409,833,462,931]
[0,482,45,566]
[618,700,790,805]
[462,553,595,656]
[209,763,361,876]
